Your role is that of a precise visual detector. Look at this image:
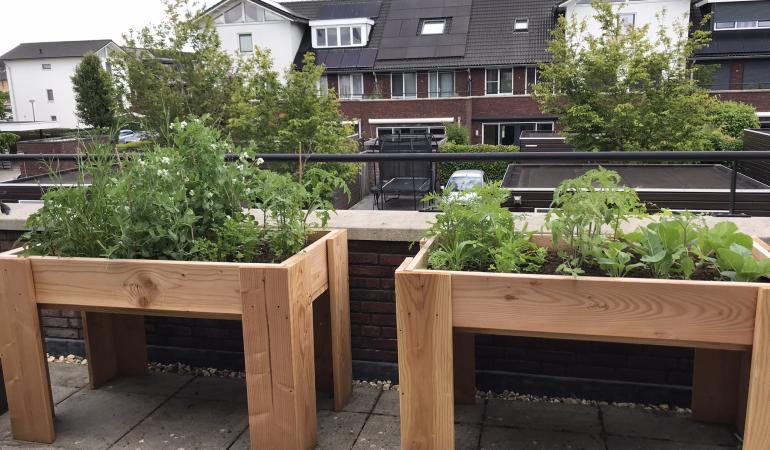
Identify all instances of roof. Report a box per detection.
[281,0,557,71]
[0,40,115,61]
[205,0,308,22]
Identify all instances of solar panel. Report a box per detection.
[325,50,344,68]
[317,1,382,20]
[341,49,361,67]
[358,48,378,67]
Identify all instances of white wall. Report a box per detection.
[5,45,117,129]
[565,0,691,45]
[215,20,306,76]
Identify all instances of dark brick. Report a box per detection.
[41,317,69,328]
[44,328,80,339]
[361,325,381,337]
[350,252,379,264]
[379,254,411,266]
[350,277,381,289]
[350,289,393,302]
[360,301,396,314]
[349,265,394,278]
[371,314,396,326]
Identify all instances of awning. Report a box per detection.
[368,117,454,125]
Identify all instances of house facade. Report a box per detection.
[0,40,121,128]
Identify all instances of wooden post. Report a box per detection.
[326,230,352,411]
[453,332,476,405]
[0,258,55,443]
[82,312,148,388]
[396,269,454,449]
[743,287,770,449]
[313,292,334,395]
[691,348,741,424]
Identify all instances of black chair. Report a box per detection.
[372,134,434,210]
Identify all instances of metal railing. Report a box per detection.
[2,150,770,216]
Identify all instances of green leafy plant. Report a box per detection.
[491,234,547,274]
[0,133,20,154]
[716,244,770,282]
[437,143,518,186]
[546,167,646,271]
[22,117,345,263]
[595,241,644,278]
[444,122,470,145]
[624,213,703,279]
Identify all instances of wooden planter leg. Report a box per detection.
[327,231,352,411]
[82,312,148,388]
[743,287,770,449]
[0,259,55,443]
[453,332,476,404]
[691,348,742,424]
[313,293,334,395]
[241,266,317,450]
[396,271,454,450]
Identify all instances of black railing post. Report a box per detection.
[729,159,738,215]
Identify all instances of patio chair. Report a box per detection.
[371,134,434,210]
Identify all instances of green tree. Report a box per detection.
[533,1,714,151]
[0,91,10,121]
[111,0,235,134]
[711,100,759,140]
[71,53,116,128]
[444,122,470,144]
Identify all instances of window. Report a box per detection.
[486,69,513,95]
[46,89,54,102]
[339,73,363,99]
[318,75,329,96]
[244,2,265,22]
[224,4,243,23]
[376,125,445,137]
[619,13,635,27]
[526,67,538,94]
[715,20,770,30]
[429,72,454,97]
[392,73,417,98]
[514,18,528,32]
[313,25,365,48]
[50,115,57,121]
[482,122,554,145]
[760,20,770,27]
[736,21,756,28]
[41,63,51,70]
[420,19,446,35]
[239,33,253,53]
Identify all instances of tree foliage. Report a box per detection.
[710,100,758,146]
[72,53,116,128]
[0,90,10,121]
[533,1,716,151]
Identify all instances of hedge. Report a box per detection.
[437,143,519,185]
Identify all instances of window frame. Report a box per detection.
[391,72,418,99]
[318,74,329,96]
[420,19,447,35]
[313,25,366,48]
[514,18,529,32]
[714,20,770,30]
[46,89,54,102]
[485,68,513,95]
[525,67,538,95]
[619,13,635,27]
[41,63,52,71]
[429,71,455,98]
[238,33,253,53]
[481,121,555,145]
[338,73,364,100]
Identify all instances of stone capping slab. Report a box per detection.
[1,203,770,241]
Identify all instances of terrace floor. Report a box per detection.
[0,362,740,449]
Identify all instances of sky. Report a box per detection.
[0,0,306,56]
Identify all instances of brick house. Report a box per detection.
[209,0,770,144]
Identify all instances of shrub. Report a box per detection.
[0,133,20,154]
[437,143,518,186]
[710,100,759,140]
[444,122,469,145]
[115,141,151,151]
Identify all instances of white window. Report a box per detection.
[339,73,363,99]
[328,28,339,46]
[41,63,51,71]
[47,89,54,102]
[352,27,362,44]
[486,69,513,95]
[314,25,365,48]
[244,2,265,22]
[619,13,635,27]
[715,20,770,30]
[340,27,351,46]
[392,73,417,98]
[316,28,327,46]
[760,20,770,27]
[514,18,528,32]
[239,33,253,53]
[526,67,538,94]
[429,72,454,97]
[421,19,446,35]
[318,75,329,96]
[482,122,554,145]
[224,4,243,23]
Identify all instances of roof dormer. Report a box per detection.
[310,18,375,48]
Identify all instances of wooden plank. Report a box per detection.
[752,238,770,260]
[313,293,334,394]
[736,351,752,434]
[82,313,148,388]
[326,229,352,411]
[396,270,454,449]
[450,271,758,349]
[743,288,770,450]
[29,257,244,319]
[691,349,741,424]
[288,234,330,304]
[0,247,24,256]
[406,241,431,270]
[0,258,55,443]
[453,332,476,405]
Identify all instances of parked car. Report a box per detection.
[443,169,485,202]
[118,129,149,144]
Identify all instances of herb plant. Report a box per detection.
[22,117,346,263]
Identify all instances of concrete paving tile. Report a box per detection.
[98,373,192,397]
[485,399,601,434]
[344,384,381,413]
[228,411,368,450]
[47,389,168,449]
[352,412,480,450]
[480,426,604,449]
[372,389,484,424]
[111,398,247,449]
[456,401,485,425]
[600,406,738,446]
[48,363,89,389]
[606,435,738,450]
[456,423,482,450]
[51,386,80,405]
[174,376,246,403]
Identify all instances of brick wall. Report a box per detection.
[1,230,695,404]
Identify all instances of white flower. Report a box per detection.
[205,191,214,199]
[236,164,244,171]
[139,159,147,166]
[157,169,169,177]
[161,157,171,164]
[179,120,188,128]
[189,189,195,196]
[256,158,264,166]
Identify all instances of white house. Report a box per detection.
[0,40,122,129]
[204,0,309,76]
[558,0,692,45]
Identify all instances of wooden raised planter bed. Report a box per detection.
[396,236,770,450]
[0,229,352,450]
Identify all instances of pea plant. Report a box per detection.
[22,117,347,263]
